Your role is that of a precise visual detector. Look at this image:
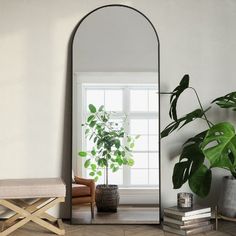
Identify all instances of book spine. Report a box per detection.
[164,220,211,230]
[186,224,213,235]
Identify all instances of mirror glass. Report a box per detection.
[72,5,160,224]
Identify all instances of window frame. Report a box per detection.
[81,83,159,188]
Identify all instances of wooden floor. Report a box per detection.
[3,220,236,236]
[72,205,159,224]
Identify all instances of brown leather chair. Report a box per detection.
[72,176,95,218]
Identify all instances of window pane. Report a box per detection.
[130,90,148,112]
[86,90,104,111]
[86,138,95,152]
[131,169,148,185]
[149,135,158,151]
[105,90,123,111]
[132,153,148,168]
[149,90,158,112]
[149,169,159,185]
[130,119,148,135]
[149,153,159,169]
[149,119,158,135]
[108,169,123,185]
[133,135,148,151]
[110,119,123,131]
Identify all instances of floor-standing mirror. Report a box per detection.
[71,4,160,224]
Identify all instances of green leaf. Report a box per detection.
[130,143,135,148]
[135,135,140,139]
[91,164,97,171]
[89,171,95,176]
[97,171,102,176]
[87,115,95,122]
[116,157,123,165]
[128,158,134,166]
[97,140,103,149]
[94,176,99,182]
[89,104,96,113]
[212,92,236,111]
[161,109,207,138]
[84,159,91,168]
[202,122,236,169]
[189,164,212,198]
[78,151,87,157]
[172,131,206,189]
[89,121,96,128]
[110,163,115,168]
[112,166,119,172]
[172,162,189,189]
[98,105,105,111]
[169,74,189,121]
[85,129,90,135]
[91,149,96,156]
[114,139,121,149]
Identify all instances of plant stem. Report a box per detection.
[106,165,108,186]
[189,87,212,129]
[199,117,214,126]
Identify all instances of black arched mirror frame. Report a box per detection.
[71,4,160,224]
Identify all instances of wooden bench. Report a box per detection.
[0,178,66,236]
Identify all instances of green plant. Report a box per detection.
[78,104,139,186]
[161,74,236,197]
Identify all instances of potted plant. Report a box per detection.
[78,104,138,212]
[161,74,236,217]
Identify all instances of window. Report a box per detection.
[82,85,159,187]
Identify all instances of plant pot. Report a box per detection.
[95,184,120,212]
[218,176,236,218]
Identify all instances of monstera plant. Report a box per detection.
[161,74,236,198]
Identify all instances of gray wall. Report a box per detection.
[0,0,236,218]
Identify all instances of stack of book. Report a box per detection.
[163,206,213,235]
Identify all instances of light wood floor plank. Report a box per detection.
[1,220,235,236]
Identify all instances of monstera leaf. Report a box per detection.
[201,122,236,171]
[189,164,212,198]
[172,131,206,189]
[169,74,189,121]
[161,109,207,138]
[212,92,236,111]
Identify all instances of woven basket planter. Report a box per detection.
[95,184,120,212]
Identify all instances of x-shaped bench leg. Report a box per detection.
[0,197,65,236]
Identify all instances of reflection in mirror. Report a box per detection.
[72,5,160,224]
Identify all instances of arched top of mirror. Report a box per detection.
[72,5,159,72]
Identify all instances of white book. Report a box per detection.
[164,205,211,217]
[163,224,213,235]
[164,216,211,226]
[164,220,211,230]
[164,212,212,221]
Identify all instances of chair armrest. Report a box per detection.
[74,176,94,186]
[74,176,95,201]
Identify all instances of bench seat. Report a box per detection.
[0,178,65,199]
[0,178,66,236]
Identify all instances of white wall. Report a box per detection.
[0,0,236,218]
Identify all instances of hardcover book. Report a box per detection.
[163,216,211,226]
[163,224,213,235]
[164,205,211,217]
[164,220,211,230]
[164,212,211,221]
